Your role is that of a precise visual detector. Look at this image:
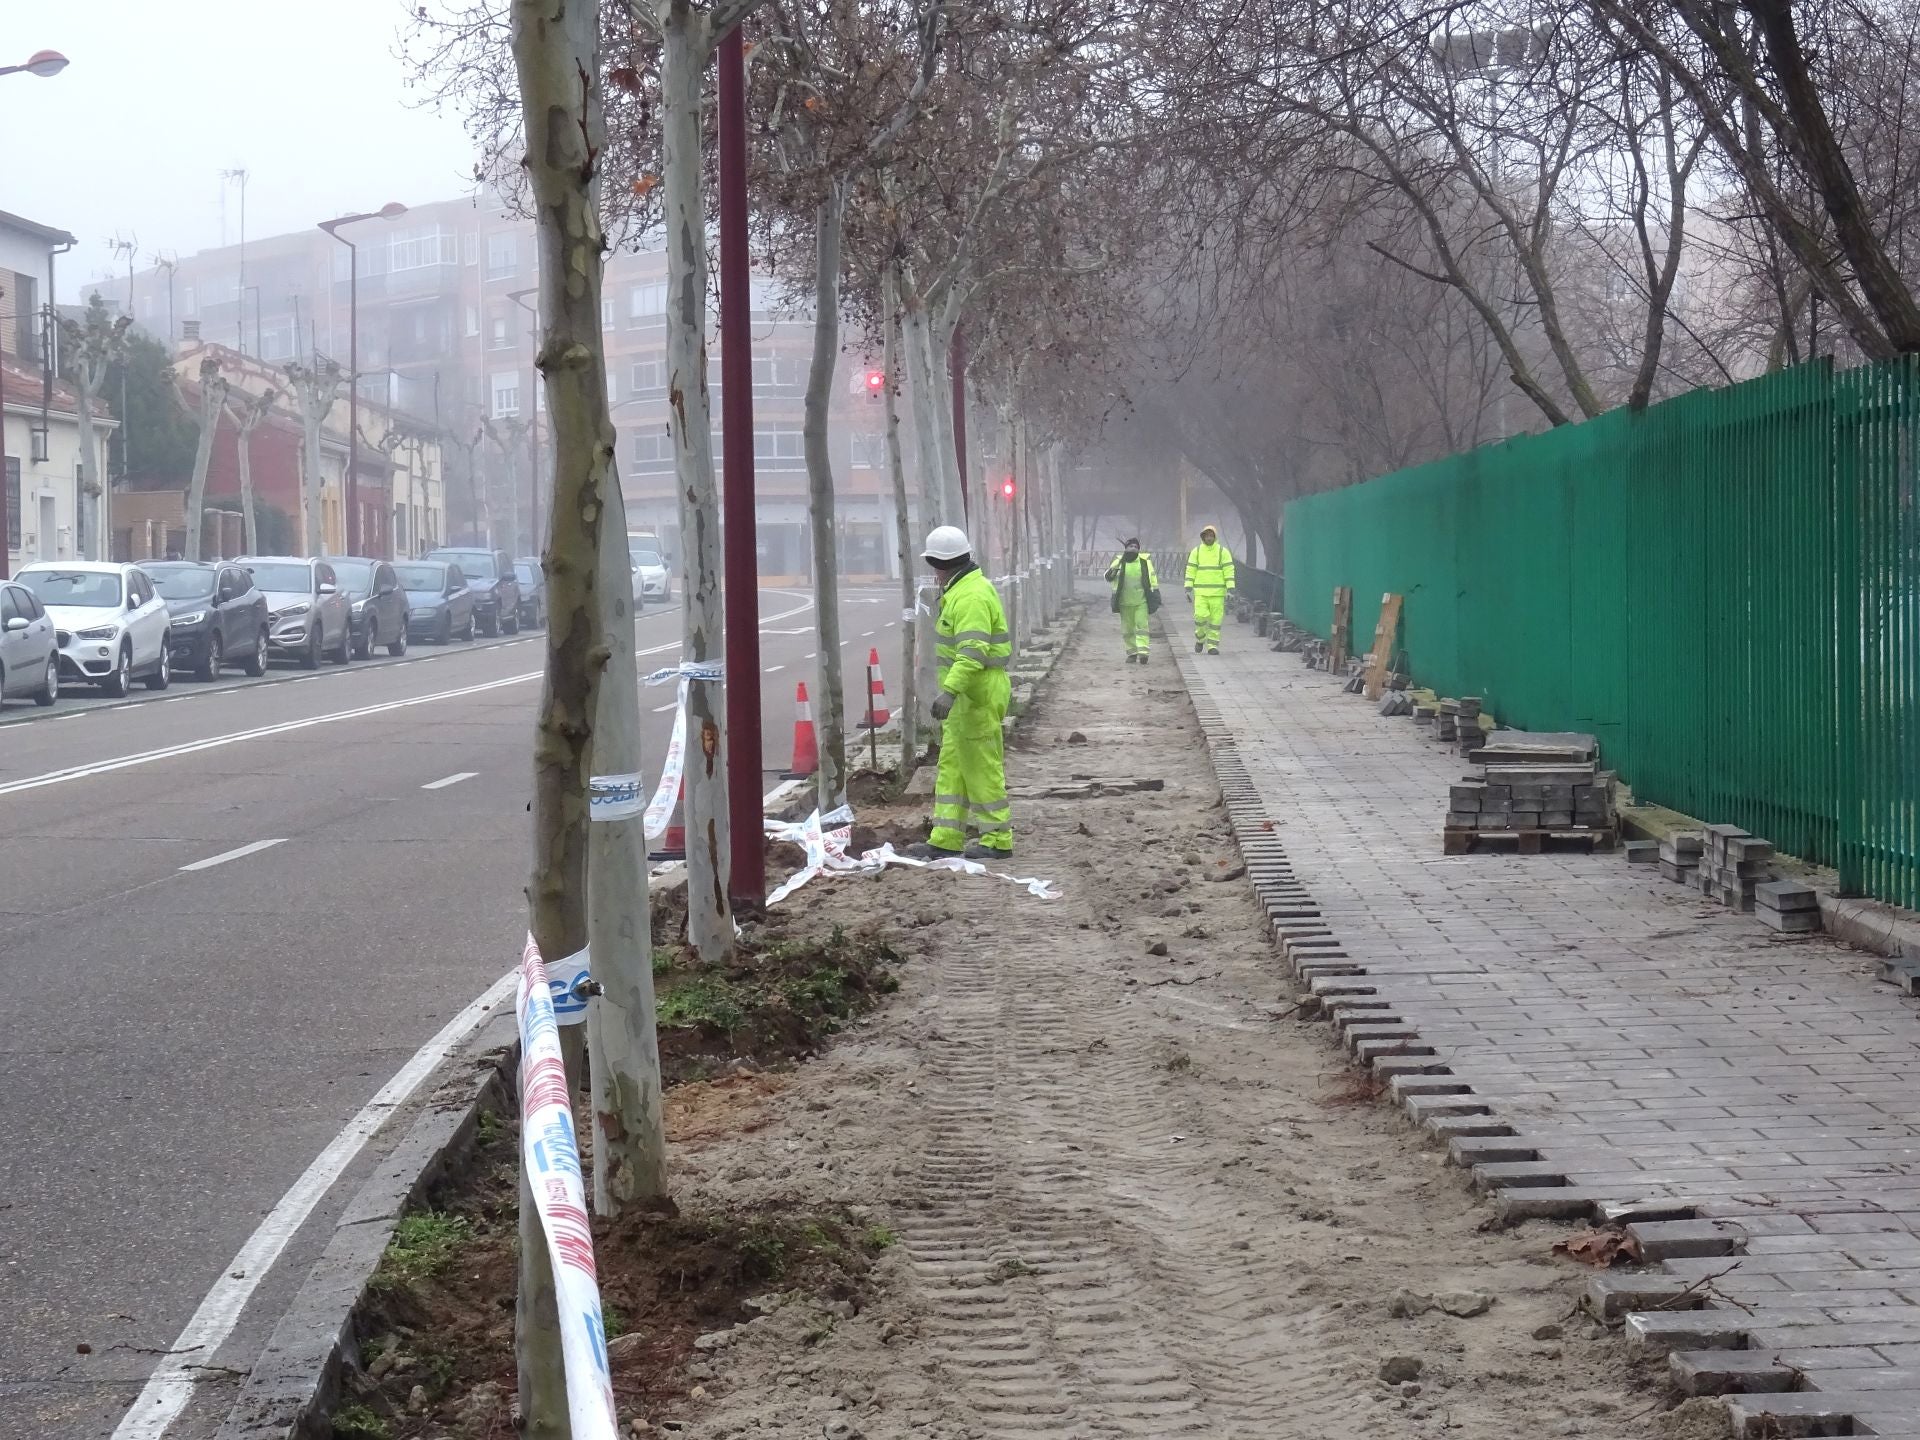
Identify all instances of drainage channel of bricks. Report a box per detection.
[1170,639,1920,1440]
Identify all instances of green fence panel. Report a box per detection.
[1282,355,1920,911]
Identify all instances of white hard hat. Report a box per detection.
[922,525,972,562]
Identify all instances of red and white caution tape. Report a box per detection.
[764,806,1060,905]
[589,662,723,837]
[515,938,620,1440]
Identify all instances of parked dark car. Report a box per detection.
[144,561,270,680]
[422,547,518,637]
[327,557,409,659]
[512,558,547,631]
[398,561,476,643]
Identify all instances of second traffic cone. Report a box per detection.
[864,647,891,728]
[785,681,819,778]
[647,772,687,862]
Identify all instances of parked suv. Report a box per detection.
[145,561,270,680]
[512,558,547,631]
[422,547,518,636]
[0,579,59,706]
[16,561,171,696]
[327,557,410,659]
[241,556,352,669]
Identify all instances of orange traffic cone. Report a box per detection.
[785,681,819,778]
[863,647,891,728]
[647,773,687,862]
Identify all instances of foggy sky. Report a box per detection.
[3,0,480,301]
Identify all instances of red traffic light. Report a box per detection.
[864,369,885,392]
[1000,477,1016,499]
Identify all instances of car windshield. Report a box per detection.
[432,550,494,579]
[246,562,313,592]
[513,561,538,585]
[630,547,663,567]
[330,561,373,591]
[146,567,217,600]
[18,569,121,608]
[395,564,446,591]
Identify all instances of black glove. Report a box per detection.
[931,691,956,721]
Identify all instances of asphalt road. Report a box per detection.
[0,583,906,1440]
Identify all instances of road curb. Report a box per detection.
[213,1010,517,1440]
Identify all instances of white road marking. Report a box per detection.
[178,838,286,872]
[106,972,517,1440]
[0,593,817,801]
[861,630,875,637]
[650,703,676,713]
[421,771,478,791]
[765,664,784,673]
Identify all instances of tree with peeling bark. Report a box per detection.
[283,358,344,556]
[175,358,229,562]
[56,294,131,562]
[221,384,280,556]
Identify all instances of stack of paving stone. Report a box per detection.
[1444,756,1617,853]
[1696,824,1774,911]
[1754,879,1821,934]
[1658,832,1703,884]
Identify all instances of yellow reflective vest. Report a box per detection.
[1185,541,1236,593]
[1106,551,1158,599]
[935,565,1013,709]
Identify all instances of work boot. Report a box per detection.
[1208,647,1220,656]
[964,842,1012,862]
[902,841,962,861]
[1194,640,1205,654]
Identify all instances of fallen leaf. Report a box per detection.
[1552,1227,1643,1267]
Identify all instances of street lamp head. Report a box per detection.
[378,202,408,220]
[24,50,68,78]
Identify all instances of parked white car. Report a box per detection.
[0,578,60,706]
[14,561,171,696]
[627,537,672,605]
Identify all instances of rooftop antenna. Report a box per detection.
[221,168,249,353]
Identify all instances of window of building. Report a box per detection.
[5,457,18,551]
[628,282,667,320]
[850,432,886,468]
[753,429,805,463]
[631,431,673,465]
[602,297,615,330]
[486,232,518,279]
[490,314,513,350]
[491,371,520,417]
[630,358,663,392]
[463,232,480,266]
[464,305,479,337]
[388,226,458,272]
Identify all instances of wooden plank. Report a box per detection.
[1363,592,1403,700]
[1330,586,1353,670]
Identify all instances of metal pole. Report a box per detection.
[951,326,968,523]
[347,239,359,555]
[0,320,10,579]
[718,24,764,907]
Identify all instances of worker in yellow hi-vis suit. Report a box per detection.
[906,525,1015,860]
[1105,537,1160,664]
[1185,524,1236,654]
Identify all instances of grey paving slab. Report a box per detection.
[1172,633,1920,1427]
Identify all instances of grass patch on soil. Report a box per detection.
[333,919,908,1438]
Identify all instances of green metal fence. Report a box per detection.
[1283,356,1920,910]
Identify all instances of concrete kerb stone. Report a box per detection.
[214,1010,516,1440]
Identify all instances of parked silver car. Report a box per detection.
[240,556,353,669]
[0,578,59,706]
[15,561,172,696]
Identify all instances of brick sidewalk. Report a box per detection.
[1172,623,1920,1438]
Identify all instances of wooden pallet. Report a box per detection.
[1443,826,1618,856]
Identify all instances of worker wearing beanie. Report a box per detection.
[906,525,1014,859]
[1184,524,1235,654]
[1104,537,1159,664]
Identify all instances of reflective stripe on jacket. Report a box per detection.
[935,565,1013,701]
[1105,552,1157,598]
[1185,541,1236,592]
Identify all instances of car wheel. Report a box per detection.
[504,606,520,635]
[463,613,476,643]
[331,625,352,664]
[437,614,452,645]
[354,621,374,660]
[303,630,322,670]
[198,634,223,682]
[478,608,497,638]
[103,643,133,697]
[388,627,408,657]
[145,643,171,692]
[245,628,269,677]
[33,654,58,707]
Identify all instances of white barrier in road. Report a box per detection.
[516,937,620,1440]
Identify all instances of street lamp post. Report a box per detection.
[318,202,407,556]
[0,50,68,80]
[507,286,542,556]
